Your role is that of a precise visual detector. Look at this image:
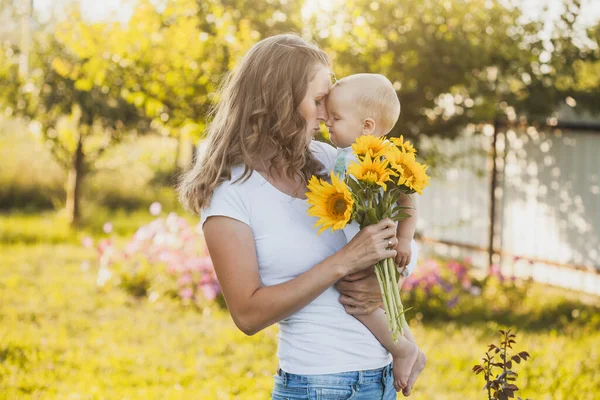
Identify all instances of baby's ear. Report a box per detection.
[362,118,376,135]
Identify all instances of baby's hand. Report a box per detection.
[395,237,412,273]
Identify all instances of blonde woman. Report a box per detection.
[180,34,401,399]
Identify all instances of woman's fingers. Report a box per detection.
[339,294,362,307]
[385,236,399,250]
[344,218,398,275]
[344,301,382,315]
[344,266,375,282]
[340,294,381,315]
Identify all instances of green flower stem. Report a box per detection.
[387,258,408,334]
[381,260,400,341]
[375,262,394,334]
[374,265,392,331]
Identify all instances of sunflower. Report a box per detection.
[385,146,430,194]
[351,135,391,159]
[306,172,354,235]
[390,135,416,154]
[347,154,396,190]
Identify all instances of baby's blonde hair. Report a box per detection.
[335,73,400,135]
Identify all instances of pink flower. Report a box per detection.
[103,222,113,234]
[201,284,219,301]
[97,238,113,255]
[461,276,472,289]
[185,257,213,273]
[177,274,193,286]
[167,264,178,274]
[82,236,94,249]
[179,287,194,300]
[149,202,162,216]
[490,264,504,281]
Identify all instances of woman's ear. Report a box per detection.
[362,118,376,135]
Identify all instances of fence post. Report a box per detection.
[488,118,500,272]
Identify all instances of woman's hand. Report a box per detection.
[335,267,383,315]
[332,218,398,276]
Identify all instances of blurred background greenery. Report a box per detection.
[0,0,599,399]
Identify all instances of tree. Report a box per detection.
[0,33,148,226]
[56,0,305,171]
[310,0,600,141]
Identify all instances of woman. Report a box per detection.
[179,34,401,399]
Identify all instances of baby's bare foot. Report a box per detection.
[402,350,427,397]
[392,342,419,392]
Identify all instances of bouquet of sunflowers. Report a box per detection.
[306,135,430,342]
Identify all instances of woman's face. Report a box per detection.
[298,64,331,136]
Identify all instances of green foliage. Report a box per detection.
[0,208,171,245]
[473,329,531,400]
[0,32,147,170]
[51,0,305,141]
[314,0,600,143]
[401,258,600,333]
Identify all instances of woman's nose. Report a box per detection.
[318,106,329,122]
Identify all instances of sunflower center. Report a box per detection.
[327,193,348,216]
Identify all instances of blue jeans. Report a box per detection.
[271,363,396,400]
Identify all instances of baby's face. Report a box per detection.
[325,85,365,148]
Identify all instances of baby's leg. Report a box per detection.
[354,309,418,391]
[400,325,427,397]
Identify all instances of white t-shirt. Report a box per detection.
[334,146,419,277]
[201,140,391,374]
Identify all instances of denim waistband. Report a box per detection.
[277,363,392,386]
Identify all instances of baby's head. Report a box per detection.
[325,73,400,148]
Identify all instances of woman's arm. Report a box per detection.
[204,216,397,336]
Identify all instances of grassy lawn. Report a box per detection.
[1,219,599,399]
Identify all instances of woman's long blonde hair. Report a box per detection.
[178,34,330,214]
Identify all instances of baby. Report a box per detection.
[325,73,427,394]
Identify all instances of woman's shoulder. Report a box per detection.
[201,165,253,227]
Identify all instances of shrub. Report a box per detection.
[91,207,220,307]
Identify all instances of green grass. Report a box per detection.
[1,239,598,399]
[0,204,197,245]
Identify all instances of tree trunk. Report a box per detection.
[65,133,84,227]
[174,131,181,173]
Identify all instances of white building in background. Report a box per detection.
[417,105,600,295]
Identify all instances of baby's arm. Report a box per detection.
[395,193,418,269]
